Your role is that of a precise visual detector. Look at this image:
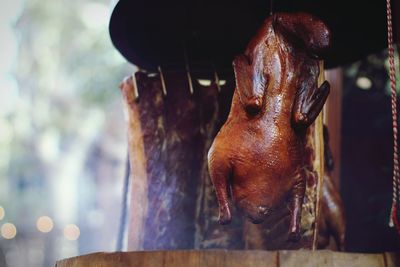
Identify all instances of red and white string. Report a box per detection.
[386,0,400,233]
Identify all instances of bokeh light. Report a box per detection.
[356,76,372,90]
[63,224,80,241]
[197,79,212,86]
[197,79,226,87]
[36,216,54,233]
[1,223,17,239]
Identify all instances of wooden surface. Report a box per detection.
[324,68,343,188]
[56,250,399,267]
[312,61,326,249]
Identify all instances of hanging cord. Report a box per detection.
[386,0,400,233]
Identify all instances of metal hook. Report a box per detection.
[184,46,194,95]
[213,67,221,93]
[158,66,167,97]
[131,71,139,101]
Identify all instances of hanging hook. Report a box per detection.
[184,46,194,95]
[131,71,139,101]
[158,66,167,97]
[213,65,221,93]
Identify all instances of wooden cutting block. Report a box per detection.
[56,250,399,267]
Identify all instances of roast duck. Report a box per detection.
[208,12,340,242]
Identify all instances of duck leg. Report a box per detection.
[208,149,232,225]
[288,171,306,241]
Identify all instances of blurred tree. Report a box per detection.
[0,0,132,266]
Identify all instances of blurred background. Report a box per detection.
[0,0,131,266]
[0,0,399,266]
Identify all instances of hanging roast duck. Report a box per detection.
[208,12,331,241]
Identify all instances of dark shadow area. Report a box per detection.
[341,50,400,252]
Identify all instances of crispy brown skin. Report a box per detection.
[208,12,331,241]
